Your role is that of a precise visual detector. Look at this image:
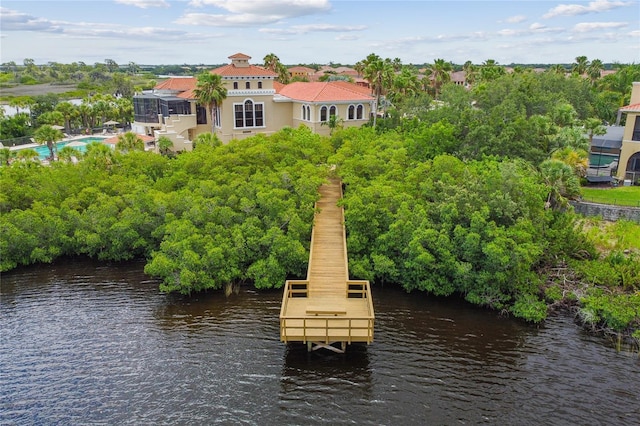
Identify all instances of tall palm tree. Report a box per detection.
[193,72,227,133]
[55,101,77,134]
[362,54,394,128]
[33,124,64,160]
[263,53,289,83]
[263,53,281,73]
[425,58,452,99]
[572,56,589,76]
[462,60,477,87]
[587,59,604,85]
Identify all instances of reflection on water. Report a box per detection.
[1,259,638,425]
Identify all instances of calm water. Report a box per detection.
[1,259,639,425]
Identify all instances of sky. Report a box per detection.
[1,0,639,66]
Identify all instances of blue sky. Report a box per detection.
[1,0,638,66]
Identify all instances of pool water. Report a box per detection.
[18,137,108,159]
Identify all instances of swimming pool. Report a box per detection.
[16,137,109,159]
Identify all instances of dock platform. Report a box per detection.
[279,179,374,353]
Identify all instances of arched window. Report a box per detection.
[302,105,306,120]
[348,105,355,120]
[234,99,264,128]
[306,106,311,121]
[258,81,263,89]
[233,82,238,90]
[329,105,337,117]
[320,106,327,122]
[356,104,364,119]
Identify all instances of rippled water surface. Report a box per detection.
[1,259,639,425]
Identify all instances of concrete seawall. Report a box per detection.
[570,200,640,223]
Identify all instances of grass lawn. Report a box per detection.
[580,185,640,208]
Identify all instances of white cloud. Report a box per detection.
[259,23,365,37]
[506,15,527,24]
[0,7,62,32]
[187,0,331,17]
[293,23,366,32]
[572,21,628,32]
[114,0,170,8]
[175,0,334,27]
[543,0,632,19]
[176,12,281,26]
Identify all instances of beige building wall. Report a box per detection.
[617,82,640,182]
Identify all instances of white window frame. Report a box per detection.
[233,99,265,129]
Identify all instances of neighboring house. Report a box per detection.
[132,53,374,150]
[616,82,640,184]
[288,66,315,80]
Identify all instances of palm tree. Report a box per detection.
[539,159,581,210]
[57,146,82,163]
[321,114,344,135]
[425,58,452,99]
[193,71,227,133]
[583,117,606,145]
[193,132,222,150]
[15,149,40,163]
[548,64,567,75]
[587,59,604,84]
[552,146,589,178]
[55,101,77,134]
[479,59,505,82]
[33,124,64,160]
[572,56,589,76]
[157,136,174,156]
[116,131,144,153]
[462,60,477,87]
[84,142,116,170]
[263,53,281,73]
[263,53,289,83]
[362,54,394,128]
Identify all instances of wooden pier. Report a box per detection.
[279,179,374,353]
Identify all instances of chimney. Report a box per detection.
[630,82,640,105]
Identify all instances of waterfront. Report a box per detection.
[1,259,638,424]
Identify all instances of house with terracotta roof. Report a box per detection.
[132,53,374,150]
[616,82,640,184]
[288,66,316,80]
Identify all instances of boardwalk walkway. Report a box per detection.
[279,178,374,353]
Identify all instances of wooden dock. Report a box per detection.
[279,179,374,353]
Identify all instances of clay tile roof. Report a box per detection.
[229,53,251,59]
[178,88,195,99]
[278,82,374,103]
[273,81,286,93]
[155,77,196,91]
[288,66,315,73]
[210,64,278,77]
[620,103,640,112]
